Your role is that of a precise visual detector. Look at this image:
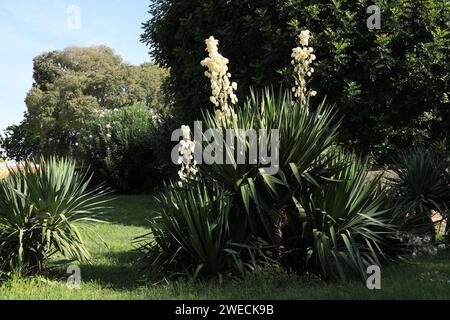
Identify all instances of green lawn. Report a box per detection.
[0,195,449,300]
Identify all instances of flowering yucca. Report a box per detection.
[291,30,317,105]
[201,36,238,123]
[176,32,316,183]
[177,125,198,184]
[176,35,241,184]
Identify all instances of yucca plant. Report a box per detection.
[200,89,408,280]
[387,147,450,237]
[201,88,341,258]
[136,181,268,280]
[292,157,405,281]
[0,157,108,276]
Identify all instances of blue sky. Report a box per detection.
[0,0,152,132]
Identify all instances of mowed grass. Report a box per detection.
[0,195,449,300]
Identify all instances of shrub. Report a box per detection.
[388,147,450,237]
[0,157,108,276]
[148,112,188,181]
[201,89,341,255]
[141,31,408,282]
[136,181,268,280]
[200,89,407,280]
[142,0,450,161]
[78,104,162,193]
[294,157,405,280]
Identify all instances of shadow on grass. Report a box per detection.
[80,250,147,291]
[102,195,159,228]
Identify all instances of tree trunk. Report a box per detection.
[273,206,288,259]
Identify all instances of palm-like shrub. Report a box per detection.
[0,157,108,275]
[296,158,404,280]
[201,89,341,252]
[136,181,267,280]
[388,148,450,237]
[198,89,408,280]
[139,88,410,281]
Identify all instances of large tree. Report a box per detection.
[2,46,168,159]
[142,0,450,161]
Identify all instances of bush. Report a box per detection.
[201,89,339,252]
[77,104,162,193]
[295,157,405,280]
[0,157,108,276]
[136,181,268,280]
[139,29,410,282]
[148,112,188,182]
[199,88,406,280]
[388,147,450,237]
[142,0,450,161]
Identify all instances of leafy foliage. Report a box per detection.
[296,157,404,280]
[1,46,168,159]
[0,157,108,276]
[136,181,267,279]
[196,88,407,281]
[142,0,450,160]
[0,116,40,161]
[388,148,450,237]
[201,89,340,244]
[77,104,161,193]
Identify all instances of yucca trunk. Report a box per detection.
[30,252,45,275]
[27,232,46,275]
[272,206,288,259]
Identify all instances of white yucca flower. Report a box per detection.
[177,125,198,183]
[201,36,238,123]
[291,30,317,106]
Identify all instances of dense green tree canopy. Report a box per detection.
[0,116,39,161]
[142,0,450,160]
[2,46,168,159]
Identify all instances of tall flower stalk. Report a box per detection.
[176,36,240,184]
[175,32,317,183]
[291,30,317,105]
[201,36,238,123]
[177,125,198,184]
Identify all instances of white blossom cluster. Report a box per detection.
[149,108,162,124]
[93,109,113,140]
[69,108,116,153]
[94,108,119,118]
[201,36,238,123]
[291,30,317,105]
[176,36,240,184]
[177,125,198,185]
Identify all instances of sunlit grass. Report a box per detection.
[0,195,449,300]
